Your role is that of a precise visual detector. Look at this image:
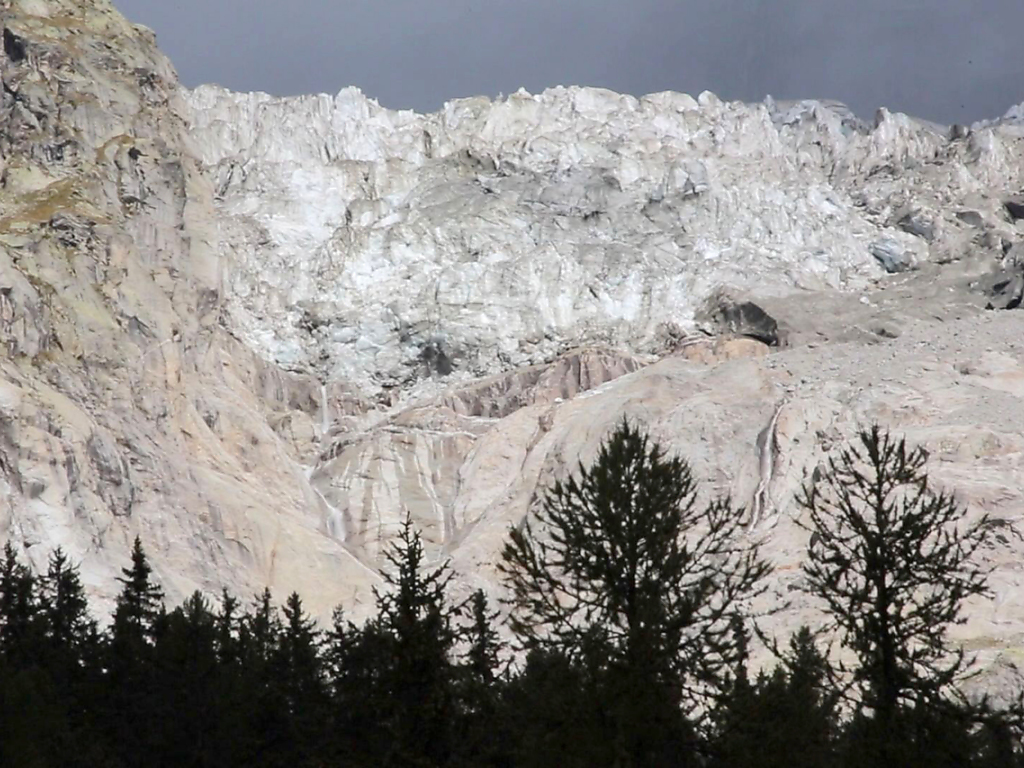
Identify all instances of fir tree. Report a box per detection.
[325,606,389,764]
[709,626,838,768]
[39,548,96,656]
[798,425,1002,763]
[111,536,165,646]
[455,590,508,767]
[236,588,287,766]
[0,542,39,665]
[0,543,53,768]
[274,591,329,765]
[104,537,166,768]
[499,419,767,765]
[150,591,220,767]
[501,645,612,768]
[336,515,461,767]
[208,589,254,768]
[240,587,281,667]
[36,548,103,767]
[214,589,241,666]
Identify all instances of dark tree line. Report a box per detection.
[0,421,1022,767]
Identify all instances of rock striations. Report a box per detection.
[3,0,1024,689]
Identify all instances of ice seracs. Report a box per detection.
[184,83,1024,397]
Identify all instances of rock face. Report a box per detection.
[3,0,1024,688]
[0,0,375,617]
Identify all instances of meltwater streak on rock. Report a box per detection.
[4,0,1024,695]
[319,382,329,435]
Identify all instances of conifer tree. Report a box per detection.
[207,589,254,767]
[39,548,96,656]
[214,589,240,665]
[236,588,287,765]
[381,517,460,766]
[462,589,501,684]
[342,515,461,767]
[798,425,1001,762]
[151,591,220,766]
[325,606,387,763]
[709,626,837,768]
[501,644,610,768]
[274,591,329,765]
[0,543,54,768]
[104,537,166,767]
[0,542,39,664]
[455,589,507,767]
[112,536,165,646]
[36,548,103,767]
[241,587,281,667]
[500,419,767,764]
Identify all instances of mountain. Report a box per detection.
[3,0,1024,690]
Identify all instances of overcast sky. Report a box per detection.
[115,0,1023,125]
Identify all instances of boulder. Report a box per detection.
[696,294,782,346]
[870,239,914,273]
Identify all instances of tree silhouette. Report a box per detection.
[37,548,103,767]
[0,542,39,665]
[798,425,1001,761]
[374,515,460,766]
[39,548,96,657]
[709,626,838,768]
[500,419,767,764]
[455,589,507,767]
[151,591,220,766]
[236,588,287,766]
[112,537,165,647]
[274,591,329,765]
[104,537,167,767]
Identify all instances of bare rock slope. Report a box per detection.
[3,0,1024,689]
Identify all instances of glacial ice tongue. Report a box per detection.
[185,84,1023,394]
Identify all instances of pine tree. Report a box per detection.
[707,620,759,768]
[463,590,501,687]
[104,536,167,767]
[325,606,389,764]
[241,587,281,667]
[499,419,767,765]
[39,548,96,656]
[214,589,240,666]
[36,548,103,767]
[0,542,39,665]
[798,425,1000,763]
[380,516,461,766]
[274,591,329,765]
[709,627,838,768]
[112,536,165,646]
[236,588,287,766]
[150,591,220,767]
[501,645,611,768]
[208,589,253,767]
[0,543,54,768]
[455,590,507,767]
[337,515,461,767]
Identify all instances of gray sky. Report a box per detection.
[114,0,1023,125]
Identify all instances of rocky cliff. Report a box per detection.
[3,0,1024,687]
